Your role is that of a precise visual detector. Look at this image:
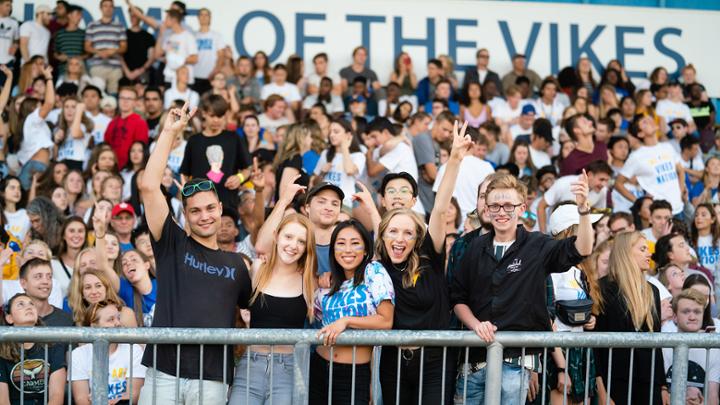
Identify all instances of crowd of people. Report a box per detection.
[0,0,716,404]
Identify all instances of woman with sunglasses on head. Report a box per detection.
[71,299,145,404]
[0,293,67,405]
[309,220,394,404]
[377,122,473,405]
[228,213,316,405]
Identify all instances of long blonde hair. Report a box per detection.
[607,231,656,331]
[273,123,310,170]
[250,214,316,320]
[579,238,614,314]
[376,209,427,288]
[68,268,127,325]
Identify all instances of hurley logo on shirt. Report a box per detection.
[506,258,522,273]
[184,253,236,280]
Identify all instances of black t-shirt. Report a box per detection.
[380,233,449,330]
[41,307,73,327]
[273,155,309,202]
[179,131,251,208]
[146,115,161,140]
[124,29,155,70]
[0,344,66,405]
[142,214,252,381]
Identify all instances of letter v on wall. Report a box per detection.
[498,21,541,64]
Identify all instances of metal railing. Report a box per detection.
[0,327,718,405]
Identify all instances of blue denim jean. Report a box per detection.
[18,159,47,190]
[228,351,295,405]
[454,362,529,405]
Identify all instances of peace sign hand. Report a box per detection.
[162,101,196,136]
[449,120,473,162]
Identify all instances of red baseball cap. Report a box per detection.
[111,203,136,218]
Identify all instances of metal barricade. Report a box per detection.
[0,327,718,405]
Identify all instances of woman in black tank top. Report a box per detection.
[228,214,317,405]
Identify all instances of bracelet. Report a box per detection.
[95,233,106,239]
[556,367,566,373]
[236,172,245,183]
[578,209,591,216]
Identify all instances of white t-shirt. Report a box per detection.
[550,267,589,332]
[641,227,658,244]
[620,143,683,214]
[492,100,524,124]
[302,94,345,114]
[167,140,187,176]
[50,259,73,299]
[163,29,198,84]
[307,72,341,91]
[533,98,565,127]
[46,108,61,126]
[656,99,694,125]
[645,274,672,301]
[543,175,607,209]
[193,30,224,80]
[261,82,301,103]
[19,20,49,62]
[313,149,366,208]
[56,124,91,163]
[18,108,53,164]
[86,111,112,146]
[529,146,551,168]
[4,209,30,241]
[163,86,200,110]
[509,124,533,141]
[71,343,147,402]
[433,156,495,220]
[662,333,720,396]
[611,182,645,214]
[258,113,289,134]
[696,234,720,278]
[0,17,19,64]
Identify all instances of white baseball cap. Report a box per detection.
[548,204,603,236]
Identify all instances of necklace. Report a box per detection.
[392,262,409,272]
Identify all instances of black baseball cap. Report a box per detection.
[379,172,418,197]
[305,182,344,204]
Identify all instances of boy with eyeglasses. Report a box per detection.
[450,172,593,404]
[138,102,252,405]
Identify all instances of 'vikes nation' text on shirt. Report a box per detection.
[143,214,251,381]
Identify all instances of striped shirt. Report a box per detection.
[85,19,126,68]
[53,28,84,74]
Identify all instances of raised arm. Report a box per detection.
[249,158,266,245]
[92,207,120,292]
[38,66,55,119]
[572,170,594,256]
[254,174,306,255]
[69,102,85,139]
[428,121,471,253]
[140,102,196,240]
[0,66,13,112]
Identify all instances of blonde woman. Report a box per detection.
[1,239,63,306]
[228,213,317,405]
[594,231,667,405]
[273,123,312,201]
[66,268,137,327]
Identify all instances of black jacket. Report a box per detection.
[450,225,584,360]
[462,67,502,95]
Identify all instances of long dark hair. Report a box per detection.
[683,274,715,329]
[630,196,652,230]
[326,119,361,163]
[0,175,25,208]
[56,216,88,259]
[690,203,720,248]
[328,220,374,296]
[9,97,41,153]
[123,140,150,172]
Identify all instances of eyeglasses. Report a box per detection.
[385,187,412,196]
[487,203,523,213]
[182,180,216,197]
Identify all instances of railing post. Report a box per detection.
[484,342,503,405]
[670,344,689,405]
[91,339,110,405]
[292,342,311,405]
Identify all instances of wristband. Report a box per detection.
[578,209,590,216]
[556,367,566,373]
[236,172,245,183]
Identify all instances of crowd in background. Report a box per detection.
[0,0,716,404]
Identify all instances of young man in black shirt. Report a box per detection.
[451,172,593,404]
[138,102,252,404]
[143,87,163,140]
[180,94,251,208]
[19,259,73,327]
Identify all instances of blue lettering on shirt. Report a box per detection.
[108,380,127,399]
[654,161,678,185]
[197,38,213,51]
[183,252,236,280]
[698,246,720,266]
[322,285,370,325]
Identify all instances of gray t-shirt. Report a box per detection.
[339,66,379,96]
[412,131,439,214]
[486,142,510,167]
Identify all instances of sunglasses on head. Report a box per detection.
[182,180,216,197]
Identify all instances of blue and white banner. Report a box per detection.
[20,0,720,96]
